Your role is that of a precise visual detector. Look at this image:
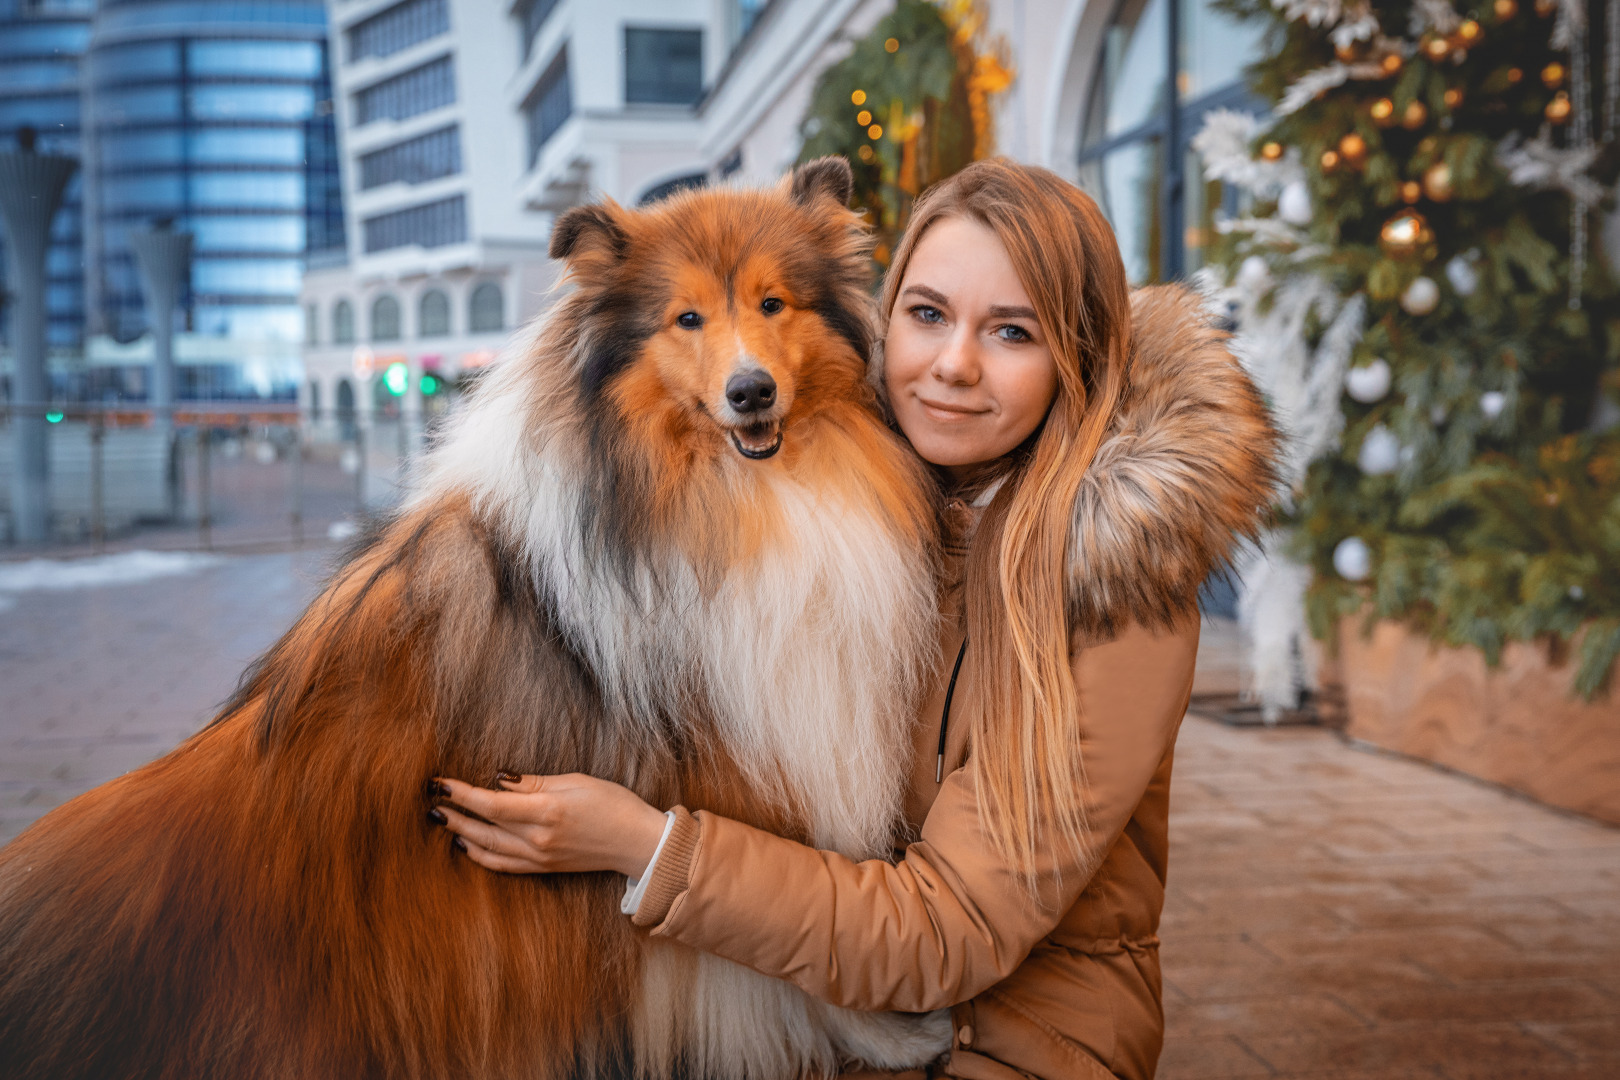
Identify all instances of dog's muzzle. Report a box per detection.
[730,423,783,460]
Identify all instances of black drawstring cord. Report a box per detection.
[936,637,968,784]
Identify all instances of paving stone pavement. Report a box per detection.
[0,556,1615,1078]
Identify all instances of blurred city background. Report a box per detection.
[1,0,1616,1077]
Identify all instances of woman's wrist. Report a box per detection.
[616,797,673,878]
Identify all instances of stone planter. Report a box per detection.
[1335,618,1620,825]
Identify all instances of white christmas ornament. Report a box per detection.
[1357,424,1402,475]
[1344,358,1393,403]
[1237,255,1273,293]
[1401,275,1441,315]
[1431,404,1449,424]
[1480,391,1507,419]
[1333,536,1373,581]
[1278,180,1313,225]
[1445,254,1479,297]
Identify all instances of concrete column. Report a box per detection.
[0,132,77,543]
[129,223,193,521]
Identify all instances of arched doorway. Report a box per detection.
[335,377,356,439]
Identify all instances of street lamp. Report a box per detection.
[129,219,193,520]
[0,126,77,544]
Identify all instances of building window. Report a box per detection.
[359,125,461,189]
[372,294,402,340]
[468,282,503,333]
[419,288,450,337]
[525,47,571,166]
[638,173,706,206]
[353,54,454,126]
[305,302,318,344]
[347,0,449,63]
[1077,0,1262,283]
[624,27,703,106]
[333,298,355,343]
[362,194,467,253]
[518,0,561,63]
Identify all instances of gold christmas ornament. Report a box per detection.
[1507,66,1524,84]
[1401,100,1429,129]
[1321,149,1341,171]
[1335,40,1365,63]
[1422,36,1453,62]
[1400,181,1423,204]
[868,123,883,139]
[1456,18,1482,43]
[1260,141,1284,161]
[1541,62,1566,88]
[1493,0,1517,18]
[1534,0,1556,14]
[1380,209,1431,256]
[1422,162,1454,201]
[857,144,874,162]
[856,109,872,126]
[850,89,867,105]
[1381,53,1403,75]
[1545,91,1572,124]
[1371,97,1396,125]
[1338,132,1368,164]
[1444,87,1465,108]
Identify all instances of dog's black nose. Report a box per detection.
[726,369,777,413]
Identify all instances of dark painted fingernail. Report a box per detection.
[427,807,447,826]
[452,835,467,852]
[424,779,450,799]
[495,770,521,784]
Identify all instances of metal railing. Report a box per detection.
[0,402,434,552]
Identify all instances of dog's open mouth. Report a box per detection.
[729,422,783,460]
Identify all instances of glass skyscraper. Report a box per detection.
[0,0,94,356]
[85,0,343,397]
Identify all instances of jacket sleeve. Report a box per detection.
[631,617,1199,1013]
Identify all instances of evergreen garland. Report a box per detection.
[797,0,1012,268]
[1200,0,1620,698]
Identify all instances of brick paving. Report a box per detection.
[0,562,1616,1077]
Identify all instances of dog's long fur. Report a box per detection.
[0,161,951,1080]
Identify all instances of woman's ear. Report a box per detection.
[790,156,854,208]
[548,202,630,266]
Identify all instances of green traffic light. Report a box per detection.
[383,362,409,396]
[45,412,64,423]
[420,374,439,395]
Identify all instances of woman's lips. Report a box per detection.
[916,397,990,422]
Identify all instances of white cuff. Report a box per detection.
[620,810,677,916]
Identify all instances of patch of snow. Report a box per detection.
[0,550,224,593]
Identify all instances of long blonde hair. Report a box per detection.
[879,159,1133,884]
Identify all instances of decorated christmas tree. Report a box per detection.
[1193,0,1620,707]
[797,0,1012,268]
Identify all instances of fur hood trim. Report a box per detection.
[1066,283,1280,637]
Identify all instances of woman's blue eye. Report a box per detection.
[996,324,1032,342]
[677,311,703,329]
[761,297,784,315]
[911,305,944,324]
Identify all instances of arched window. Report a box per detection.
[306,379,321,417]
[335,377,357,438]
[637,172,706,206]
[419,288,450,337]
[1077,0,1263,283]
[468,281,504,333]
[333,299,356,344]
[371,293,402,341]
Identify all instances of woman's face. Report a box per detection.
[883,215,1060,478]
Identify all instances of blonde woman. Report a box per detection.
[431,159,1279,1079]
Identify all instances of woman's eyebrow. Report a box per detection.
[988,304,1038,320]
[902,284,951,306]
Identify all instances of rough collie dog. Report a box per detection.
[0,159,950,1079]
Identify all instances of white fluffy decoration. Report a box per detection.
[1345,358,1392,403]
[1332,536,1372,581]
[1401,275,1440,315]
[1480,391,1507,419]
[1236,538,1318,722]
[1278,180,1314,225]
[1191,110,1303,197]
[1357,424,1402,475]
[1445,254,1480,297]
[1237,255,1273,293]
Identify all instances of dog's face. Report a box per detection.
[550,159,874,468]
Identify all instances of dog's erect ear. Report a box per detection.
[549,202,629,263]
[791,157,854,209]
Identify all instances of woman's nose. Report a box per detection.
[929,330,980,386]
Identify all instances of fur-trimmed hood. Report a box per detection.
[1064,283,1280,637]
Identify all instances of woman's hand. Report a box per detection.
[427,772,669,878]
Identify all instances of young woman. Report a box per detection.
[430,160,1278,1080]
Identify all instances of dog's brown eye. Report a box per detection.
[760,297,784,315]
[677,311,703,329]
